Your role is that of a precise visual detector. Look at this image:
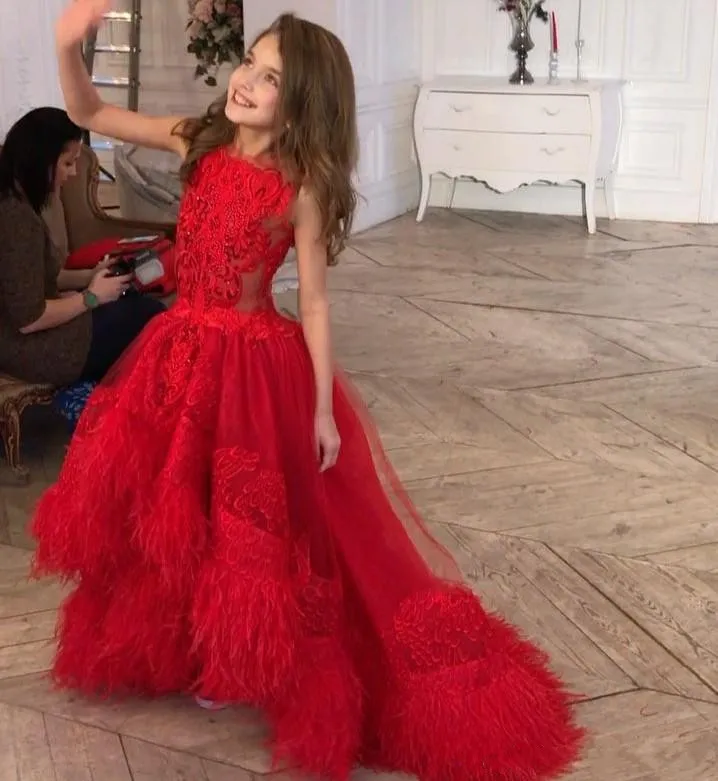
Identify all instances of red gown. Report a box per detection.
[32,148,583,781]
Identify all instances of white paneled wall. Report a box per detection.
[245,0,422,231]
[0,0,66,135]
[0,0,421,229]
[8,2,711,225]
[0,0,212,138]
[105,0,424,229]
[423,0,718,224]
[343,0,422,230]
[1,0,421,229]
[698,15,718,223]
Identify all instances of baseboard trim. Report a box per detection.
[354,173,420,232]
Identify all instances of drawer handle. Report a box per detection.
[451,144,462,152]
[540,146,566,156]
[449,103,472,113]
[543,107,561,117]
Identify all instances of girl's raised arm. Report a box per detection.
[57,0,187,157]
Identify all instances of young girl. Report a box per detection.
[32,3,584,780]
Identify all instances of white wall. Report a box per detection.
[245,0,423,231]
[1,0,421,230]
[0,0,65,135]
[702,20,718,223]
[423,0,718,224]
[0,0,214,136]
[7,2,717,227]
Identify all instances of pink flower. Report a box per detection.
[192,0,213,24]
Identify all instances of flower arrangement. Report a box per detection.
[498,0,549,84]
[187,0,244,86]
[497,0,549,23]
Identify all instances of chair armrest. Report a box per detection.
[61,145,177,251]
[86,216,177,243]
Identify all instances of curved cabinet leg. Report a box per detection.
[584,181,597,234]
[416,173,431,223]
[447,177,457,209]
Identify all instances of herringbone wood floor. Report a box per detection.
[1,208,717,780]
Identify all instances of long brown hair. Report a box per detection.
[174,14,359,263]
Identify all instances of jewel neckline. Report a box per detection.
[221,146,277,172]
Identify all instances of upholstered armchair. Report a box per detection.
[46,143,175,253]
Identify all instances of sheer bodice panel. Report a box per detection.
[174,149,295,312]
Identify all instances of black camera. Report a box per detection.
[107,257,136,277]
[107,248,166,291]
[107,248,156,277]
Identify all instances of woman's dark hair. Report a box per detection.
[0,107,83,213]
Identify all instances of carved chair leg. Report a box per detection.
[0,402,29,484]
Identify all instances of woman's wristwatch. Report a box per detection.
[82,290,99,310]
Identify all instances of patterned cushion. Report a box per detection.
[53,381,96,430]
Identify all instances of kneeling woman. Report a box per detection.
[0,107,165,385]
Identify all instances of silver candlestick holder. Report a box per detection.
[574,38,586,82]
[548,51,559,84]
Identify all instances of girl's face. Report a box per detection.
[225,33,282,130]
[54,141,81,192]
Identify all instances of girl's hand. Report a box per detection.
[56,0,109,50]
[96,253,113,271]
[315,412,340,472]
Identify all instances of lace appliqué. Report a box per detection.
[213,448,289,536]
[212,446,342,636]
[174,149,295,313]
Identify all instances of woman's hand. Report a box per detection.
[315,412,341,472]
[96,253,113,271]
[88,268,132,304]
[56,0,109,50]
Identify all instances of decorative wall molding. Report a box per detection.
[423,0,718,224]
[244,0,422,231]
[7,2,718,228]
[1,0,420,230]
[343,0,421,229]
[700,4,718,222]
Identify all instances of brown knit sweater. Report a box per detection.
[0,194,91,385]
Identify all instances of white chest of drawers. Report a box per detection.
[413,77,624,233]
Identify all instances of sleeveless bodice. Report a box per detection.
[174,148,295,312]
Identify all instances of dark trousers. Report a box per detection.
[80,293,166,381]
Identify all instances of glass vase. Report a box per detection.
[509,15,535,85]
